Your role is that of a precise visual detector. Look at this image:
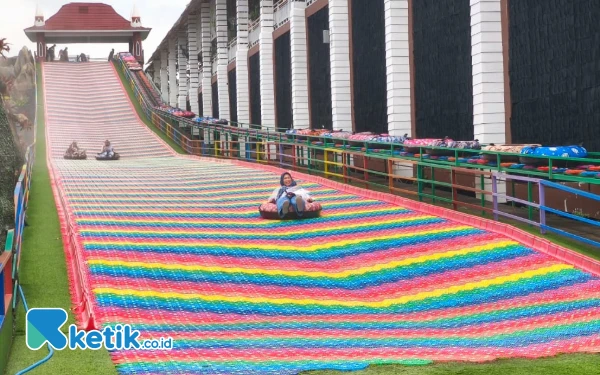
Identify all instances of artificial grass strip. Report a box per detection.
[299,353,600,375]
[5,64,116,375]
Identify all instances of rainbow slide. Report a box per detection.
[41,62,600,374]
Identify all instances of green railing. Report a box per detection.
[115,53,600,220]
[116,55,600,187]
[114,55,600,249]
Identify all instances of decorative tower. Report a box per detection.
[35,5,46,61]
[131,4,141,27]
[35,5,45,26]
[130,4,144,64]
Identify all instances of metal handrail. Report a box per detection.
[492,172,600,248]
[144,71,163,97]
[274,0,291,29]
[115,54,600,186]
[228,37,238,49]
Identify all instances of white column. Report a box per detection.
[168,38,178,107]
[260,0,276,159]
[471,0,505,144]
[194,66,202,136]
[329,0,353,132]
[471,0,506,202]
[153,60,161,89]
[178,30,188,109]
[385,0,411,137]
[196,11,203,126]
[236,0,250,157]
[259,0,275,128]
[160,49,169,103]
[216,0,231,120]
[290,1,310,128]
[201,2,213,118]
[188,14,200,115]
[236,0,250,126]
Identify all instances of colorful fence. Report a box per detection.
[492,172,600,249]
[0,60,38,372]
[116,56,600,250]
[12,144,35,307]
[0,232,15,373]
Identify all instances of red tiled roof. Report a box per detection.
[25,2,150,31]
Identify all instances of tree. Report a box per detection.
[0,39,27,245]
[0,38,10,57]
[0,99,23,244]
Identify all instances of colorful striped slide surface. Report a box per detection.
[42,62,600,374]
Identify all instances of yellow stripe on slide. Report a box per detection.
[87,240,518,278]
[73,206,406,216]
[69,198,380,208]
[67,193,358,202]
[83,225,474,251]
[79,216,436,236]
[93,265,572,307]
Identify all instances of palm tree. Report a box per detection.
[0,38,10,57]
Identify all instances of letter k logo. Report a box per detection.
[26,308,69,350]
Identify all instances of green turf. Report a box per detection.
[300,354,600,375]
[112,60,186,155]
[5,65,116,375]
[509,220,600,261]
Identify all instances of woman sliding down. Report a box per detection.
[65,141,86,158]
[268,172,312,218]
[66,141,80,155]
[98,140,115,158]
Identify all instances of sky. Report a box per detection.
[0,0,190,65]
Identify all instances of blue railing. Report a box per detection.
[12,145,35,297]
[538,180,600,248]
[492,172,600,249]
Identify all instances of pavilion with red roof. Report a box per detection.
[24,3,151,63]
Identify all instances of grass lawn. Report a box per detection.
[300,354,600,375]
[504,219,600,261]
[5,65,116,375]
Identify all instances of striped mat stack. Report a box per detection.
[43,62,600,374]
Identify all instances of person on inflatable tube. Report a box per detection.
[65,140,86,159]
[98,140,115,158]
[268,173,312,218]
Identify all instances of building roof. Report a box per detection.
[24,3,151,42]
